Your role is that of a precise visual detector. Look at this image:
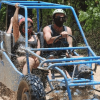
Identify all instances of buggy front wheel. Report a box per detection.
[17,74,46,100]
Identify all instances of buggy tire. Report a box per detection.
[32,69,48,88]
[17,74,46,100]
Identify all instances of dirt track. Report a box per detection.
[0,65,100,100]
[93,65,100,97]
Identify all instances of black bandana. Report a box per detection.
[54,16,66,27]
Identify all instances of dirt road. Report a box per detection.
[0,65,100,100]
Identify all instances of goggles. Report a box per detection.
[24,25,33,29]
[55,16,66,21]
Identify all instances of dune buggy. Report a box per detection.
[0,1,100,100]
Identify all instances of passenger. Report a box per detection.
[11,3,40,75]
[43,9,72,78]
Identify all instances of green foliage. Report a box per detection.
[79,11,89,22]
[78,0,100,55]
[0,4,6,30]
[79,0,100,31]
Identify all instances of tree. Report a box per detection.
[79,0,100,55]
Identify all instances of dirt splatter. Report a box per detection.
[0,65,100,100]
[0,82,16,100]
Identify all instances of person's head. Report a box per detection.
[19,18,33,37]
[18,14,24,22]
[53,9,67,27]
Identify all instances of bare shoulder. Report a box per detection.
[66,26,72,31]
[66,26,72,35]
[43,26,51,33]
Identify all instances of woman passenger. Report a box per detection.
[11,3,40,75]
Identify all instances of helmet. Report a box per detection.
[19,18,33,26]
[19,18,33,36]
[18,14,24,22]
[53,9,66,17]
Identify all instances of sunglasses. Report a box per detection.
[55,16,66,20]
[24,26,33,29]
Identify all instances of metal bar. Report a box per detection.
[1,1,42,3]
[55,67,72,100]
[69,81,100,87]
[1,42,23,75]
[37,9,40,32]
[24,7,30,74]
[25,7,28,47]
[24,6,76,9]
[47,76,54,90]
[50,78,91,83]
[47,60,100,69]
[69,78,91,83]
[87,47,97,89]
[38,57,100,69]
[71,65,77,81]
[70,7,89,46]
[0,2,73,9]
[6,3,58,6]
[30,46,88,51]
[2,1,52,3]
[1,1,64,6]
[1,1,69,8]
[1,2,25,8]
[38,56,100,66]
[26,48,45,61]
[88,46,96,56]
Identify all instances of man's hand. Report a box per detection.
[60,31,68,38]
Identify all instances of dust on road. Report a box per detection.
[0,65,100,100]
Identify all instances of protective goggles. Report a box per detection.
[55,16,66,21]
[24,25,33,29]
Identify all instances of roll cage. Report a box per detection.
[0,1,100,100]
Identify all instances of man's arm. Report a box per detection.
[43,26,62,44]
[66,26,73,47]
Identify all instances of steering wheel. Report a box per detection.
[52,35,66,47]
[51,34,77,57]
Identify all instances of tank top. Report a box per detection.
[43,25,69,57]
[44,25,69,48]
[12,34,37,56]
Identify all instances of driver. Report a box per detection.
[43,9,72,57]
[43,9,72,78]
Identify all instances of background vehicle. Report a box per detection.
[0,1,100,100]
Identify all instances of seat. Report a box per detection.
[37,32,45,56]
[3,32,14,59]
